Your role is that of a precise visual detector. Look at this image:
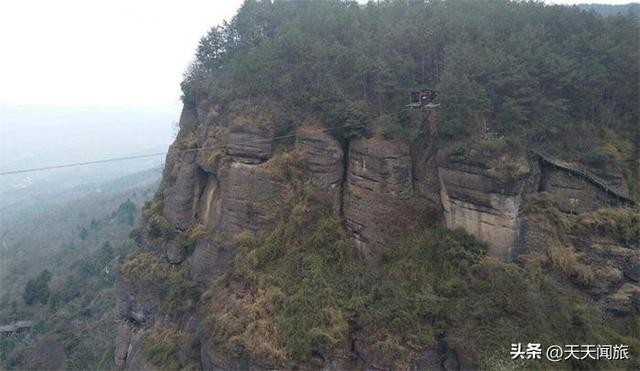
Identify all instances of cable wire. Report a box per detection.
[0,123,363,176]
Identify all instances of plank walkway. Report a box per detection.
[530,149,636,206]
[0,320,33,334]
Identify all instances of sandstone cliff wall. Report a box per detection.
[116,100,637,369]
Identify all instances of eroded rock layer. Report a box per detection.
[438,162,529,260]
[295,124,344,212]
[344,136,417,257]
[116,99,637,369]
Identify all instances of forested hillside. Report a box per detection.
[577,3,640,16]
[184,0,638,194]
[0,169,160,370]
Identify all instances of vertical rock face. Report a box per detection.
[191,162,281,269]
[161,151,201,229]
[295,125,344,212]
[344,136,417,257]
[187,108,281,284]
[116,98,637,369]
[123,330,154,371]
[514,214,552,256]
[440,191,522,260]
[412,146,441,205]
[539,166,630,213]
[115,274,158,325]
[226,115,275,164]
[114,324,133,369]
[437,161,530,260]
[196,172,221,230]
[190,236,235,284]
[158,105,207,229]
[115,97,640,370]
[216,162,280,236]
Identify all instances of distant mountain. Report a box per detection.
[575,3,640,16]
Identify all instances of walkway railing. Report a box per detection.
[529,149,636,206]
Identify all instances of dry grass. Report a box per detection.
[142,323,181,370]
[179,131,198,150]
[140,198,175,239]
[203,284,288,366]
[263,151,304,183]
[186,223,206,242]
[120,251,167,284]
[121,251,201,317]
[573,207,640,245]
[546,245,594,284]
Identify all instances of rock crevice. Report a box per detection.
[115,100,638,369]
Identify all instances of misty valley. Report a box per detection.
[1,1,639,370]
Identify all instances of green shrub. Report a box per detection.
[202,197,638,367]
[121,251,201,318]
[147,215,175,239]
[184,223,206,255]
[264,151,305,184]
[23,269,52,306]
[113,199,137,226]
[142,324,181,371]
[179,131,198,150]
[140,198,176,240]
[573,207,640,245]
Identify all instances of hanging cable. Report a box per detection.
[0,123,364,176]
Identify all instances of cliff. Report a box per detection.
[115,98,638,370]
[113,1,640,369]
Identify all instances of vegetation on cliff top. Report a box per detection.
[184,0,638,184]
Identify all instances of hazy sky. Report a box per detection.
[0,0,243,108]
[0,0,632,108]
[547,0,632,3]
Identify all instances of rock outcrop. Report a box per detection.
[295,124,344,212]
[437,158,531,260]
[437,149,636,260]
[161,150,200,229]
[344,136,418,257]
[225,115,274,164]
[190,236,234,284]
[215,162,280,235]
[572,220,640,316]
[123,330,154,371]
[115,323,133,369]
[115,98,637,369]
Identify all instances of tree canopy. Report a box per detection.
[23,269,52,306]
[183,0,638,169]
